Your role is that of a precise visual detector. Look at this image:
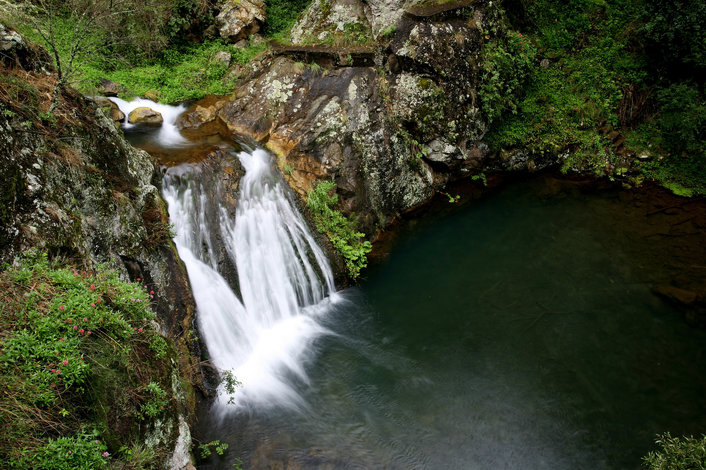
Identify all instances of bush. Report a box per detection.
[643,433,706,470]
[479,30,537,124]
[264,0,311,39]
[0,252,174,469]
[307,181,371,279]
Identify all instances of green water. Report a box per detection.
[198,178,706,469]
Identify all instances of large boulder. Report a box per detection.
[94,97,126,122]
[128,107,164,126]
[215,0,266,43]
[0,22,52,72]
[97,78,122,97]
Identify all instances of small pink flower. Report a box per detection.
[56,370,61,374]
[67,318,72,323]
[91,303,96,307]
[61,337,66,341]
[90,284,95,290]
[62,360,68,365]
[142,318,147,322]
[159,406,164,409]
[79,329,85,335]
[150,291,154,295]
[137,278,141,281]
[73,326,78,330]
[96,299,101,304]
[138,328,143,332]
[68,450,71,454]
[51,368,56,373]
[87,331,92,335]
[59,306,65,311]
[102,452,110,458]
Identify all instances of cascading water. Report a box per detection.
[109,97,189,147]
[163,148,337,409]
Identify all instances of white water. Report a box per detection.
[109,97,188,147]
[163,148,337,410]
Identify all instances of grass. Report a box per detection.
[0,252,177,469]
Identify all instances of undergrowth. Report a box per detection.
[484,0,706,195]
[307,180,371,279]
[0,252,175,469]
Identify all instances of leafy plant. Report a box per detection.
[198,440,229,459]
[0,252,175,469]
[307,181,372,279]
[643,433,706,469]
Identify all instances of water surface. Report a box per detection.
[197,177,706,470]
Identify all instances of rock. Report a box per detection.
[144,89,160,101]
[0,22,52,72]
[94,97,126,122]
[215,0,265,43]
[213,50,232,66]
[97,78,121,97]
[653,285,699,306]
[290,0,372,46]
[128,107,164,126]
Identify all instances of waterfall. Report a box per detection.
[109,97,189,147]
[162,148,337,410]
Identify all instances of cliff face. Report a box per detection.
[177,0,555,238]
[0,25,199,469]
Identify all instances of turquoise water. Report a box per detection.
[198,178,706,469]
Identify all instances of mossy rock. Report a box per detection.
[128,107,164,126]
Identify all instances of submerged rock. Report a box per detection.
[215,0,265,43]
[128,107,164,125]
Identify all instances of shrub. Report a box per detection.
[307,181,371,279]
[643,433,706,470]
[479,30,537,124]
[0,252,175,469]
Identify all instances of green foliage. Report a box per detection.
[0,252,174,469]
[479,30,537,123]
[14,432,109,470]
[79,38,267,103]
[140,382,168,419]
[484,0,705,193]
[643,433,706,469]
[198,440,229,459]
[264,0,311,39]
[307,181,372,280]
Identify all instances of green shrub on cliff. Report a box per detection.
[307,180,371,280]
[0,252,177,469]
[643,433,706,470]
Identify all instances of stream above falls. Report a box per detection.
[117,101,706,470]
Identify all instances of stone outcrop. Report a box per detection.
[94,97,126,122]
[0,25,199,467]
[215,0,266,43]
[179,0,530,238]
[129,106,164,125]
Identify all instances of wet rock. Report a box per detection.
[653,285,699,306]
[128,107,164,126]
[94,97,125,122]
[215,0,265,43]
[97,78,122,97]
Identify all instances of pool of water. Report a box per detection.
[195,177,706,469]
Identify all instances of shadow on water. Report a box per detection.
[194,177,706,470]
